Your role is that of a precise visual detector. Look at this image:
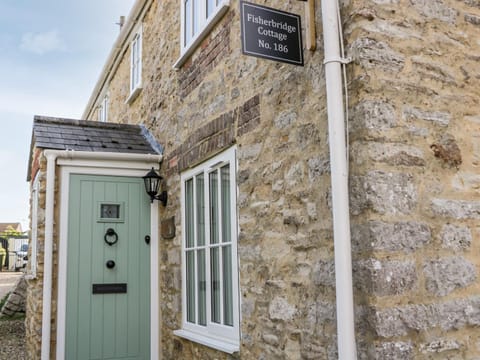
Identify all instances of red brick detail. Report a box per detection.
[168,155,178,170]
[165,95,260,176]
[237,95,260,137]
[179,110,236,173]
[178,11,234,97]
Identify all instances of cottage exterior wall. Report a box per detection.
[23,0,478,358]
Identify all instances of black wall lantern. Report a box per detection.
[143,167,168,206]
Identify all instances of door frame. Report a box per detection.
[55,159,160,360]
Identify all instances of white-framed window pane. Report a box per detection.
[185,179,194,248]
[98,96,108,122]
[197,249,207,326]
[222,245,233,326]
[193,1,200,38]
[209,171,219,245]
[196,174,205,247]
[132,39,136,59]
[186,250,196,323]
[135,40,141,82]
[130,31,142,93]
[221,165,231,244]
[207,0,216,18]
[103,97,108,122]
[210,246,221,324]
[185,0,193,45]
[133,38,139,86]
[131,38,136,89]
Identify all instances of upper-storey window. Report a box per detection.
[128,27,142,103]
[98,96,108,122]
[175,0,229,68]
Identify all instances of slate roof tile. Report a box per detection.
[31,116,163,155]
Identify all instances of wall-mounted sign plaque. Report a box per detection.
[161,216,176,239]
[240,1,304,66]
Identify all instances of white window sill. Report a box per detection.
[126,86,142,104]
[173,3,230,69]
[25,272,37,280]
[173,329,239,354]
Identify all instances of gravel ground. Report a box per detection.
[0,318,26,359]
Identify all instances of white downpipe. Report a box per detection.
[40,149,163,360]
[150,202,160,359]
[321,0,357,359]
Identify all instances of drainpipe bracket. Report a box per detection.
[323,56,352,65]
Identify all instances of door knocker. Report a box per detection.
[104,228,119,246]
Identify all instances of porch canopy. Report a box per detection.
[27,116,163,181]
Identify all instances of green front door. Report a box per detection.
[66,175,150,360]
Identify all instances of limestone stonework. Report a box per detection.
[345,0,480,358]
[26,151,62,359]
[0,276,27,317]
[26,152,45,359]
[26,0,480,358]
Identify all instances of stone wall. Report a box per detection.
[25,150,61,360]
[80,0,480,359]
[0,276,27,317]
[25,151,46,359]
[345,0,480,358]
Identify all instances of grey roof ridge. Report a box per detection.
[33,115,144,131]
[140,125,164,155]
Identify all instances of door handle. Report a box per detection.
[106,260,116,269]
[104,228,118,246]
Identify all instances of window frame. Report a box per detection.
[127,26,143,103]
[175,146,240,353]
[98,95,108,122]
[174,0,230,69]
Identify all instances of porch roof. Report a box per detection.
[28,116,163,180]
[32,116,163,153]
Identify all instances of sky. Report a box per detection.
[0,0,135,230]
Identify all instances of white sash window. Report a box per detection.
[175,147,240,353]
[128,27,142,102]
[98,95,108,122]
